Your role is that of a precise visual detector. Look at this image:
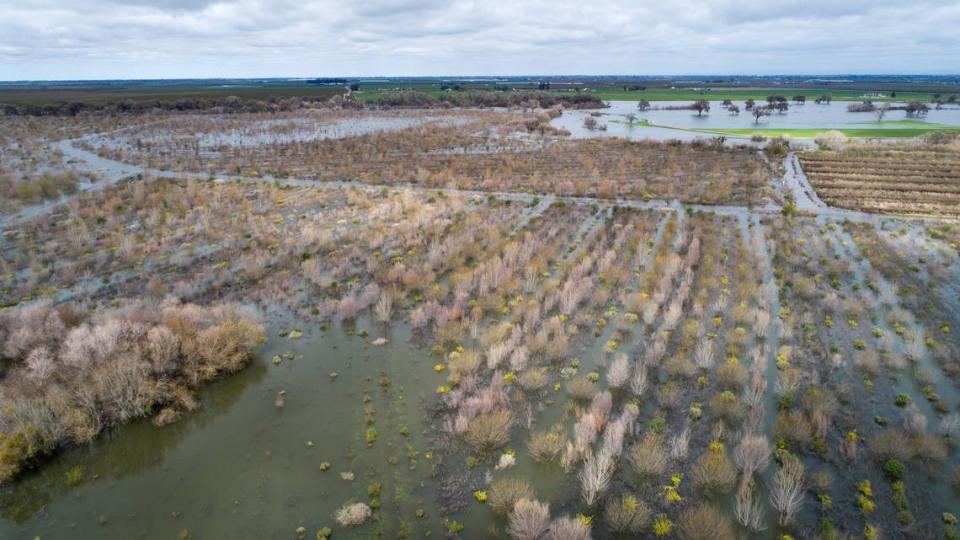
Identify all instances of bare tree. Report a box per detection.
[905,101,930,117]
[735,485,767,532]
[734,435,771,480]
[691,99,710,116]
[753,106,771,124]
[579,447,616,505]
[875,103,890,121]
[769,457,805,525]
[637,100,651,111]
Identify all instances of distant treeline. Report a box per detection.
[371,90,605,109]
[0,95,339,117]
[1,89,605,116]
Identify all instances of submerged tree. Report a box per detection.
[691,99,710,116]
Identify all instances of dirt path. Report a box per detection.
[782,152,827,210]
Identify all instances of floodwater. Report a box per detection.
[2,218,960,538]
[0,312,449,539]
[552,100,960,142]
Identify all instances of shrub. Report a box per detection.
[528,427,568,464]
[604,493,651,534]
[334,502,371,527]
[518,368,550,391]
[628,433,668,480]
[192,316,266,376]
[690,442,737,494]
[677,504,735,540]
[883,459,905,480]
[448,349,481,377]
[463,409,514,452]
[653,514,674,537]
[0,300,264,483]
[867,429,915,462]
[567,376,598,401]
[710,390,744,423]
[716,360,748,390]
[489,477,535,515]
[913,432,948,463]
[508,499,550,540]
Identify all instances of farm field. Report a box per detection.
[1,97,960,540]
[798,144,960,217]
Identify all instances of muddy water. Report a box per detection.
[0,313,449,539]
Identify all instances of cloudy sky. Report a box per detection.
[1,0,959,80]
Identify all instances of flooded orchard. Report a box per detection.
[2,102,960,540]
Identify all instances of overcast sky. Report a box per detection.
[1,0,959,80]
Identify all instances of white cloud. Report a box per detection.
[0,0,957,79]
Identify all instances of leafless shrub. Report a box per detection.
[691,443,737,494]
[567,376,598,401]
[546,516,591,540]
[677,503,735,540]
[528,426,568,463]
[755,309,770,338]
[463,408,514,452]
[604,492,650,534]
[902,404,928,435]
[913,432,949,463]
[508,499,550,540]
[510,346,530,372]
[939,413,960,438]
[24,347,55,383]
[489,477,535,515]
[716,361,748,390]
[628,433,668,480]
[338,295,361,320]
[518,367,549,392]
[629,361,648,397]
[487,341,512,370]
[606,353,630,388]
[867,429,916,462]
[773,411,813,447]
[670,427,691,461]
[694,340,714,370]
[374,291,393,322]
[574,413,601,456]
[710,390,745,424]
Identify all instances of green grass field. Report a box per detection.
[687,126,959,138]
[593,88,946,102]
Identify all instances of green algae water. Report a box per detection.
[0,314,448,538]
